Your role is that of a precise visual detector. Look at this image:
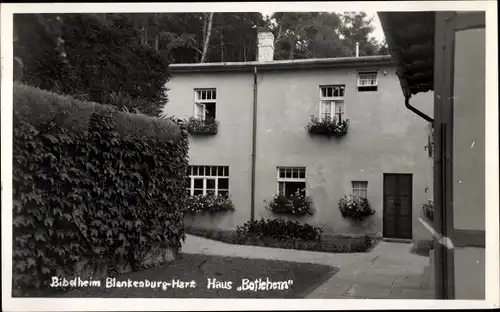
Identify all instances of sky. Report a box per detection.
[260,11,386,43]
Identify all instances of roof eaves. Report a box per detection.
[378,12,435,97]
[169,55,394,73]
[378,12,412,98]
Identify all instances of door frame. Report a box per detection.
[433,11,486,300]
[382,173,413,240]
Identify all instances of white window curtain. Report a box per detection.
[335,100,345,121]
[319,101,334,121]
[352,181,368,198]
[195,103,206,120]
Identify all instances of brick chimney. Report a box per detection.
[257,31,275,62]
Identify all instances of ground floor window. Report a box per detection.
[187,165,229,197]
[277,167,306,196]
[352,180,368,198]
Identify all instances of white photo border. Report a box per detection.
[1,1,498,311]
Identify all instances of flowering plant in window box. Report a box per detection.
[305,115,349,137]
[421,199,434,221]
[338,194,375,223]
[186,116,219,135]
[184,194,234,214]
[265,189,314,217]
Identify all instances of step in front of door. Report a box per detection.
[382,237,413,244]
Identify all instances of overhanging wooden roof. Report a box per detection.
[378,12,435,98]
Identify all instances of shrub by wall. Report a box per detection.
[236,218,323,242]
[12,83,189,296]
[185,221,376,253]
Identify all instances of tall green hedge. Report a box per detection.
[12,83,189,296]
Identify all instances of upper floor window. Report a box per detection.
[352,181,368,198]
[319,85,345,121]
[194,88,217,120]
[357,71,378,92]
[187,165,229,197]
[320,85,345,98]
[277,167,306,197]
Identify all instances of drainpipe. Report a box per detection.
[405,95,434,123]
[250,66,258,222]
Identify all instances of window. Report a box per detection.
[319,85,345,121]
[357,71,378,92]
[320,85,345,98]
[194,88,217,120]
[187,165,229,197]
[277,167,306,197]
[352,181,368,198]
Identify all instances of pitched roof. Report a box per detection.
[377,12,435,97]
[169,55,394,73]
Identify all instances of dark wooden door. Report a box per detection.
[383,174,413,239]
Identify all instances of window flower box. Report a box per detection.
[184,194,234,215]
[338,194,375,223]
[265,190,314,217]
[422,199,434,221]
[305,116,349,137]
[187,116,219,135]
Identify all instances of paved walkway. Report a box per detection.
[181,234,434,299]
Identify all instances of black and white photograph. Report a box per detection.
[1,1,498,311]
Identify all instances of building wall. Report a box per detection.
[253,65,433,238]
[452,27,485,231]
[431,12,486,300]
[451,24,485,299]
[165,64,433,239]
[454,247,485,299]
[165,72,254,229]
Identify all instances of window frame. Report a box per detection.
[276,167,307,196]
[357,71,379,91]
[319,85,345,121]
[193,88,217,120]
[351,180,368,198]
[187,165,229,197]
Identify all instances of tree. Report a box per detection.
[210,13,265,62]
[200,12,215,63]
[338,12,380,56]
[268,11,384,59]
[14,11,388,108]
[377,40,390,55]
[14,13,170,117]
[270,12,327,60]
[159,12,265,63]
[146,13,207,63]
[13,14,70,91]
[91,13,266,64]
